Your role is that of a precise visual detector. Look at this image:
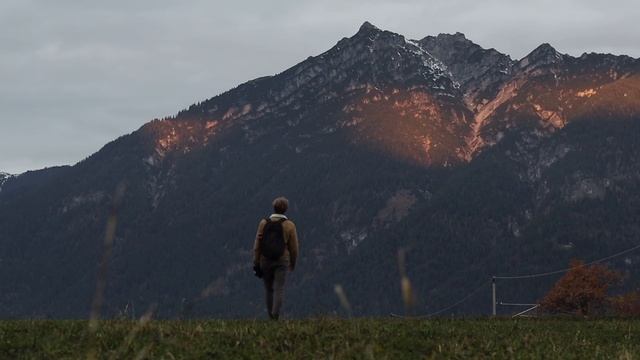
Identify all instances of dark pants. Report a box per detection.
[260,258,288,319]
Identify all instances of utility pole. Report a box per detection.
[492,277,496,317]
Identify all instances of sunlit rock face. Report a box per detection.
[1,22,640,318]
[158,21,473,167]
[152,23,640,167]
[469,46,640,158]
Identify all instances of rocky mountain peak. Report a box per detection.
[419,33,513,106]
[346,21,408,51]
[421,32,473,47]
[518,43,564,69]
[419,32,512,71]
[358,21,380,33]
[272,23,457,98]
[452,31,467,39]
[529,43,562,58]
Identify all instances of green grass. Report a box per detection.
[0,318,638,359]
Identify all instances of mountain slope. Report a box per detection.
[1,22,639,318]
[419,32,514,110]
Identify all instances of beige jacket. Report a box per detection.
[253,214,299,269]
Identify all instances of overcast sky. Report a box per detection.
[1,0,638,174]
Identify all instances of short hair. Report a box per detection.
[272,197,289,214]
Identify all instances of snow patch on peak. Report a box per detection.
[405,39,456,86]
[0,172,14,193]
[405,39,445,66]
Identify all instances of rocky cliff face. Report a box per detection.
[1,22,639,318]
[419,32,514,110]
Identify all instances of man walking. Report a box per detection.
[253,196,299,320]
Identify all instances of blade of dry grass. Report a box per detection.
[108,303,157,360]
[86,182,126,360]
[334,284,352,318]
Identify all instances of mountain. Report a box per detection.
[1,22,640,318]
[0,172,12,193]
[419,32,514,111]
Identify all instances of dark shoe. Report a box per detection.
[272,313,279,321]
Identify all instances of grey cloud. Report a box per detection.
[1,0,638,173]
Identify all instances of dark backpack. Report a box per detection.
[261,218,287,261]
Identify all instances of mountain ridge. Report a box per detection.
[1,22,640,318]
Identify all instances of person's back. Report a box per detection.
[253,196,299,320]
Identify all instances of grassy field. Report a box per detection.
[0,318,638,359]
